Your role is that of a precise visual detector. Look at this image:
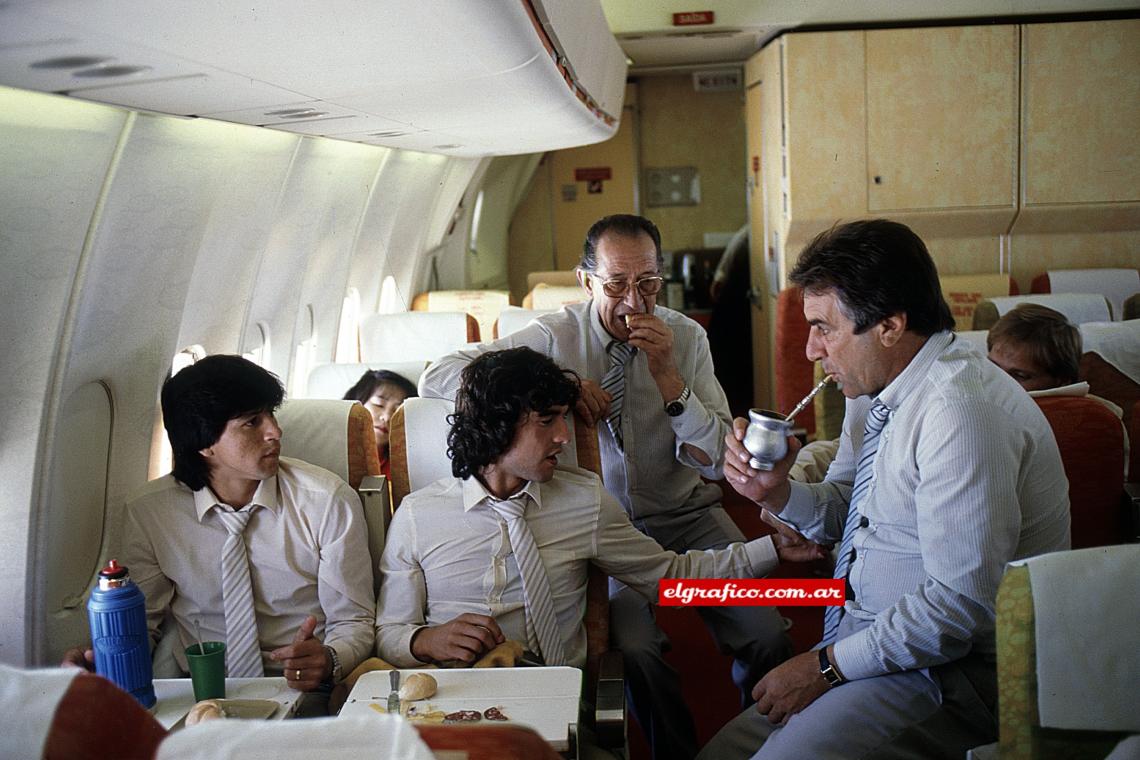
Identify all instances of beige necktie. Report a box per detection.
[489,496,566,666]
[215,507,265,677]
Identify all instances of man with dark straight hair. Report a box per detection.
[421,215,791,760]
[64,355,375,698]
[701,220,1070,759]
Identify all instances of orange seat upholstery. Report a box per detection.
[414,723,562,760]
[775,287,815,436]
[44,674,167,760]
[1034,396,1127,548]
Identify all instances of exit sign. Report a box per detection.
[673,11,714,26]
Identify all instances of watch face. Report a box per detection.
[666,401,684,417]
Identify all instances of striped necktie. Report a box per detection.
[215,507,265,678]
[600,340,635,450]
[821,400,891,645]
[490,495,566,666]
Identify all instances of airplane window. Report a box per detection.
[335,289,361,363]
[242,322,271,367]
[149,345,206,479]
[378,275,402,314]
[290,305,317,397]
[469,189,485,253]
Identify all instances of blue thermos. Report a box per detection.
[88,559,156,708]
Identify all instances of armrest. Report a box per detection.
[593,649,625,750]
[358,475,389,595]
[1124,482,1140,541]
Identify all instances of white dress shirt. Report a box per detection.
[419,301,731,527]
[375,466,777,668]
[779,332,1071,681]
[123,458,376,675]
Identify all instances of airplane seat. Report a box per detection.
[386,397,625,752]
[1,666,168,760]
[157,713,437,760]
[276,399,387,593]
[972,293,1113,330]
[526,270,580,291]
[954,329,991,354]
[1078,320,1140,481]
[1124,293,1140,321]
[994,544,1140,759]
[522,283,588,310]
[360,311,479,364]
[305,361,427,400]
[1030,268,1140,322]
[940,272,1020,332]
[410,290,509,344]
[494,307,554,339]
[1033,397,1127,549]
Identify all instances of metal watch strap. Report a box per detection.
[818,647,844,687]
[665,385,691,414]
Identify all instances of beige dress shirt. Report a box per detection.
[375,466,777,669]
[123,458,376,675]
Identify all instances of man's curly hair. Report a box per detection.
[448,347,580,479]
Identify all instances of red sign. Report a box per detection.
[673,11,715,26]
[574,167,612,182]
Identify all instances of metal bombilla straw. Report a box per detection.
[784,375,834,424]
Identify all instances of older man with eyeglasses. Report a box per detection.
[420,214,792,760]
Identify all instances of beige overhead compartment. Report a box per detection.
[749,19,1140,288]
[0,0,627,157]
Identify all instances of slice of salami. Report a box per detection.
[483,706,509,721]
[444,710,483,723]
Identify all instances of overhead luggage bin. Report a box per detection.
[0,0,626,157]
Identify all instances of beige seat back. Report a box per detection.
[276,399,387,594]
[360,311,477,364]
[494,308,554,339]
[972,293,1112,330]
[305,362,427,400]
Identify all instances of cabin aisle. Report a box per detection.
[628,481,829,759]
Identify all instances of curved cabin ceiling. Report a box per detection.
[0,0,626,157]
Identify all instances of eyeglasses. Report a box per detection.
[592,275,664,299]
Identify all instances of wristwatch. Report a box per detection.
[818,647,845,688]
[664,385,691,417]
[324,644,343,683]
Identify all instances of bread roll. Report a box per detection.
[185,699,226,726]
[473,639,524,668]
[398,672,438,701]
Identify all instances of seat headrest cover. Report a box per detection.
[1047,269,1139,322]
[1010,544,1140,732]
[156,712,434,760]
[986,293,1112,325]
[496,308,554,339]
[305,362,427,400]
[360,312,475,364]
[1079,320,1140,384]
[277,399,354,484]
[0,665,79,759]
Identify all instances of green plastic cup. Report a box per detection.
[185,641,227,701]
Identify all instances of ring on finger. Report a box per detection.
[295,669,302,680]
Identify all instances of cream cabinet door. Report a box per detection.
[866,25,1018,212]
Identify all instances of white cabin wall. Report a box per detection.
[0,84,488,666]
[0,88,126,666]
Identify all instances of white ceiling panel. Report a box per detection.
[0,0,624,156]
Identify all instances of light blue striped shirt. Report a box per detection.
[780,332,1071,681]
